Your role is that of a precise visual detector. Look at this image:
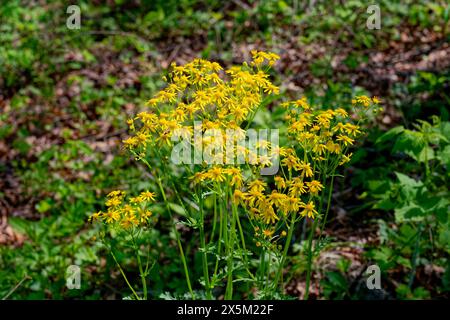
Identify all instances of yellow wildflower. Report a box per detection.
[343,123,361,136]
[306,180,324,195]
[372,96,381,104]
[274,176,286,190]
[289,177,308,197]
[339,153,353,166]
[246,189,264,207]
[268,191,287,207]
[336,134,354,146]
[356,95,371,107]
[105,197,122,207]
[233,189,245,205]
[262,228,275,238]
[335,108,348,117]
[206,167,226,183]
[300,201,318,219]
[260,204,279,224]
[105,209,121,223]
[297,161,313,177]
[225,167,243,188]
[139,191,156,202]
[294,97,310,110]
[248,179,267,192]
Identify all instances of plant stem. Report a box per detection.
[408,223,423,289]
[225,186,236,300]
[234,204,257,281]
[131,232,148,300]
[199,189,212,299]
[156,177,195,299]
[2,275,31,300]
[110,250,140,300]
[212,189,224,280]
[319,174,335,238]
[305,166,335,299]
[210,192,217,244]
[259,250,266,292]
[265,252,271,293]
[304,218,318,300]
[272,212,297,294]
[137,155,195,298]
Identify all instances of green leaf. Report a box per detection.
[437,145,450,167]
[36,199,52,213]
[367,179,391,194]
[396,256,412,269]
[374,195,397,211]
[7,217,31,235]
[336,258,351,273]
[395,172,423,200]
[396,284,411,298]
[394,204,425,223]
[376,126,404,144]
[395,172,421,187]
[412,287,431,299]
[416,146,434,163]
[326,271,348,289]
[168,203,187,216]
[439,121,450,139]
[377,220,390,244]
[433,198,450,224]
[438,223,450,253]
[392,130,426,161]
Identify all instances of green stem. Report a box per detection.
[408,223,423,288]
[265,252,271,293]
[131,232,148,300]
[212,190,223,280]
[210,192,218,244]
[2,275,31,300]
[259,249,266,292]
[225,186,236,300]
[304,218,318,300]
[156,177,195,299]
[198,189,212,299]
[319,174,335,238]
[110,250,140,300]
[305,166,334,300]
[272,212,297,294]
[234,205,257,281]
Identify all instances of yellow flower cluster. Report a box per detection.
[90,190,156,229]
[90,53,384,299]
[352,95,380,107]
[250,50,280,67]
[233,176,321,223]
[123,51,280,152]
[117,53,381,241]
[282,95,379,164]
[228,96,379,231]
[253,225,287,249]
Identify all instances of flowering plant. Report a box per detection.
[90,51,381,299]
